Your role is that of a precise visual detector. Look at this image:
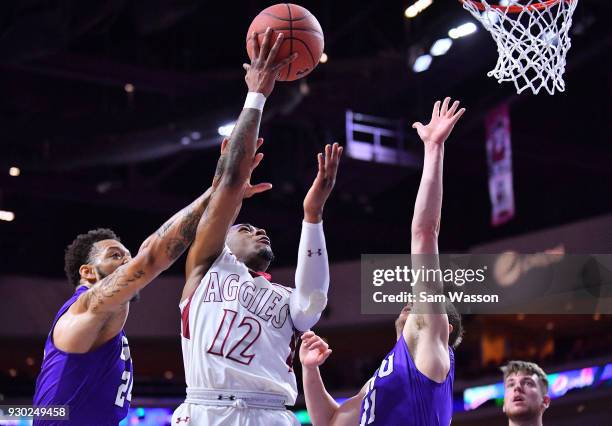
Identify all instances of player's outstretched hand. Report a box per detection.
[303,143,343,223]
[412,97,466,146]
[212,137,272,198]
[299,331,332,369]
[243,27,298,97]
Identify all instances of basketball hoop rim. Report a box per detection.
[459,0,574,14]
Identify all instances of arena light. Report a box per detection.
[218,122,236,137]
[430,38,453,56]
[124,83,134,93]
[412,54,433,73]
[449,22,478,39]
[9,167,20,177]
[405,0,433,19]
[0,210,15,222]
[320,52,328,63]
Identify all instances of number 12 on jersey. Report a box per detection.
[207,309,262,365]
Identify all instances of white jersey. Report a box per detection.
[179,247,299,405]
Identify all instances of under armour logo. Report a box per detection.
[217,394,236,401]
[307,249,322,257]
[176,417,190,424]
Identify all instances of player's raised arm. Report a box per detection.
[290,143,342,331]
[405,97,465,381]
[181,136,272,301]
[179,28,295,292]
[300,331,365,426]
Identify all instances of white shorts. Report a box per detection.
[171,403,301,426]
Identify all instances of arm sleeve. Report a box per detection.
[290,220,330,331]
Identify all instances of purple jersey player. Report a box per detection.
[32,130,272,424]
[33,286,134,425]
[299,98,466,426]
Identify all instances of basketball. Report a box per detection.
[246,3,324,82]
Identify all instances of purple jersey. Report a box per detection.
[33,286,133,426]
[359,337,454,426]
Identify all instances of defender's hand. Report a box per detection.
[299,331,332,369]
[212,137,272,198]
[243,27,298,97]
[303,143,343,223]
[412,97,466,146]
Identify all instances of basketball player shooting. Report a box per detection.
[172,28,342,426]
[31,87,271,426]
[299,98,465,426]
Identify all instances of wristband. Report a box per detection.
[244,92,267,111]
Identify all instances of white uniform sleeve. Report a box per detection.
[290,220,330,331]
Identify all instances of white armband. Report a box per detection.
[243,92,267,111]
[290,220,330,331]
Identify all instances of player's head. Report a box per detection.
[227,223,274,272]
[394,300,464,349]
[502,360,550,423]
[64,228,132,287]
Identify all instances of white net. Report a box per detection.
[462,0,579,95]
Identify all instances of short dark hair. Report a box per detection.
[64,228,119,287]
[445,301,463,349]
[501,360,549,395]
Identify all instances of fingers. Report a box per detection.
[248,182,273,195]
[318,349,333,363]
[328,143,343,180]
[303,336,329,352]
[317,153,324,175]
[251,152,264,170]
[301,333,326,348]
[412,122,423,130]
[272,52,298,73]
[447,100,460,117]
[256,137,264,151]
[431,100,441,120]
[441,97,451,116]
[265,32,285,68]
[301,331,315,340]
[250,31,261,60]
[258,27,273,62]
[243,63,251,72]
[308,340,329,352]
[451,107,466,124]
[330,142,339,161]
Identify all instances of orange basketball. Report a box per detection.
[246,3,324,82]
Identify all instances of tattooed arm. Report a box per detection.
[51,188,214,353]
[179,28,294,302]
[81,187,214,314]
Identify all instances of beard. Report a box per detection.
[96,266,109,280]
[257,246,274,263]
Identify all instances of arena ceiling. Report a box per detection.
[0,0,611,277]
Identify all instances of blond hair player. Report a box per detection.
[502,360,550,426]
[171,28,342,426]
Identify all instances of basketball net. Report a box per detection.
[461,0,579,95]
